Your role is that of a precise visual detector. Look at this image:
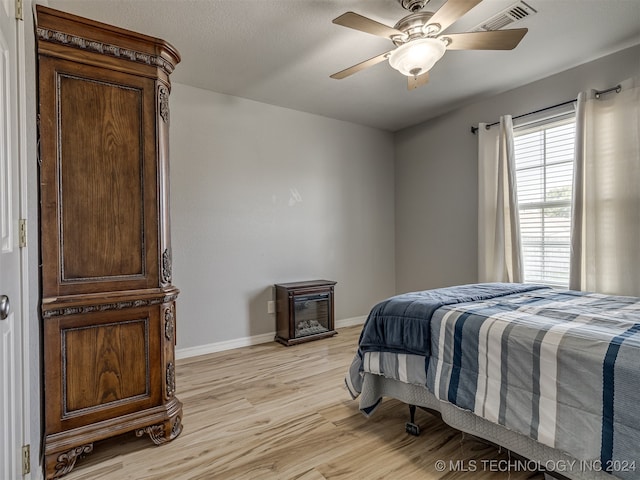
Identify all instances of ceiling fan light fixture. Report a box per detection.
[388,37,446,77]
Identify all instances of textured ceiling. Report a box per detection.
[46,0,640,131]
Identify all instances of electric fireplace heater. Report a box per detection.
[274,280,337,346]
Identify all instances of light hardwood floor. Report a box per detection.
[61,326,545,480]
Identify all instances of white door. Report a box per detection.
[0,0,24,478]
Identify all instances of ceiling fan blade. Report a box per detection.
[443,28,528,50]
[427,0,483,34]
[330,50,393,80]
[333,12,405,39]
[408,72,429,90]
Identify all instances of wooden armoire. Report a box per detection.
[36,6,182,478]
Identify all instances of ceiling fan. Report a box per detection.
[330,0,528,90]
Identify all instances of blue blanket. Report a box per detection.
[357,282,547,357]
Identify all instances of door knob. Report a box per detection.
[0,295,9,320]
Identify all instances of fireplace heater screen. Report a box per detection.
[294,294,330,337]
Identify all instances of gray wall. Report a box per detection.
[170,84,396,349]
[394,44,640,294]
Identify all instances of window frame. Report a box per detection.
[513,110,576,288]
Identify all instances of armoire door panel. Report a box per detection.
[44,306,163,433]
[39,56,160,296]
[63,318,149,413]
[59,74,145,281]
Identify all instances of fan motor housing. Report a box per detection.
[400,0,429,12]
[392,11,436,45]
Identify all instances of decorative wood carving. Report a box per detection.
[162,248,172,283]
[166,362,176,397]
[53,444,94,478]
[158,85,170,123]
[42,293,179,318]
[164,304,175,342]
[36,27,175,75]
[171,415,183,439]
[135,424,166,444]
[37,6,182,478]
[135,416,182,445]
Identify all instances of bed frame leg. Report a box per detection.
[405,404,420,436]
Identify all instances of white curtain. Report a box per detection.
[570,76,640,296]
[478,116,523,283]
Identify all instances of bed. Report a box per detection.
[345,283,640,480]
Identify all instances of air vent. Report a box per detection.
[472,1,536,32]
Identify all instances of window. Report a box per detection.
[513,112,576,288]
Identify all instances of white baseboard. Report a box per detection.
[175,332,274,360]
[175,315,367,360]
[335,315,367,328]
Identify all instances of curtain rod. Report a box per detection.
[470,84,622,134]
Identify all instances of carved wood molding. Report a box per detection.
[37,27,175,75]
[42,293,179,318]
[158,84,170,123]
[135,423,167,444]
[164,304,175,342]
[171,415,183,439]
[135,415,182,445]
[166,362,176,397]
[53,444,93,478]
[161,248,172,283]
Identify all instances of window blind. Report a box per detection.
[514,112,575,288]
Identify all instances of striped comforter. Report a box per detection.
[346,284,640,478]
